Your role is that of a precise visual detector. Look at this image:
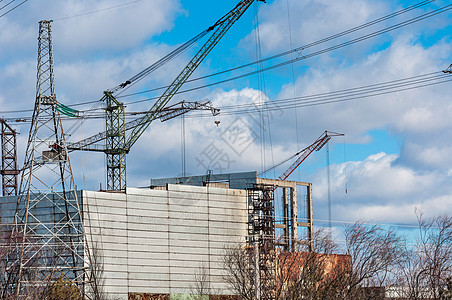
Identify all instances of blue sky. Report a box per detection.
[1,0,451,237]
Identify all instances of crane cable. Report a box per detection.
[112,29,210,95]
[110,0,263,95]
[327,142,332,230]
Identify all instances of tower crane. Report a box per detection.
[260,131,344,182]
[279,131,344,181]
[67,0,266,191]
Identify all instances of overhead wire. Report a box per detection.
[0,1,446,116]
[116,0,440,99]
[214,72,448,111]
[113,71,452,116]
[208,75,452,116]
[52,0,145,22]
[111,3,452,106]
[2,1,449,131]
[4,71,451,124]
[0,0,28,18]
[0,0,14,11]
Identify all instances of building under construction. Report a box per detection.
[0,171,313,299]
[0,1,323,298]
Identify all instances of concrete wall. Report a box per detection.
[82,184,248,299]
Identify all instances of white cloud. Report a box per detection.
[0,0,183,59]
[240,0,386,56]
[310,152,452,224]
[52,0,182,54]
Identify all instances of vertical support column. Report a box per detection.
[283,187,289,251]
[290,186,298,252]
[307,183,314,251]
[105,92,126,191]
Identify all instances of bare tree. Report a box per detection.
[396,212,452,299]
[222,229,348,300]
[274,229,346,300]
[190,263,210,299]
[337,221,405,300]
[223,224,405,300]
[86,241,121,300]
[222,244,255,300]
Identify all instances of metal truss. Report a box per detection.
[5,20,91,298]
[0,119,20,196]
[104,92,127,191]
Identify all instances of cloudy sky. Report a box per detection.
[1,0,451,237]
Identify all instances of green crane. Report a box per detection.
[68,0,266,191]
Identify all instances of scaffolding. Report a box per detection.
[246,177,314,299]
[248,184,276,300]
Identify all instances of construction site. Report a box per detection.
[0,1,323,298]
[1,0,451,299]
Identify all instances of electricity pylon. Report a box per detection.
[8,20,90,297]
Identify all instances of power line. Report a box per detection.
[117,0,443,99]
[211,75,452,117]
[1,2,448,116]
[98,71,452,116]
[0,0,15,12]
[1,1,446,115]
[52,0,145,22]
[111,3,452,106]
[215,72,449,111]
[3,71,450,124]
[0,0,29,18]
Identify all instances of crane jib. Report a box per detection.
[124,0,265,150]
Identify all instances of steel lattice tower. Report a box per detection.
[0,119,20,196]
[8,20,90,297]
[104,92,127,191]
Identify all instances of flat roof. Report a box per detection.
[147,171,310,190]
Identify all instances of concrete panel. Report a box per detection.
[81,183,250,297]
[126,265,170,274]
[168,239,209,248]
[128,272,170,281]
[128,223,169,234]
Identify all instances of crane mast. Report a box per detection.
[101,0,264,191]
